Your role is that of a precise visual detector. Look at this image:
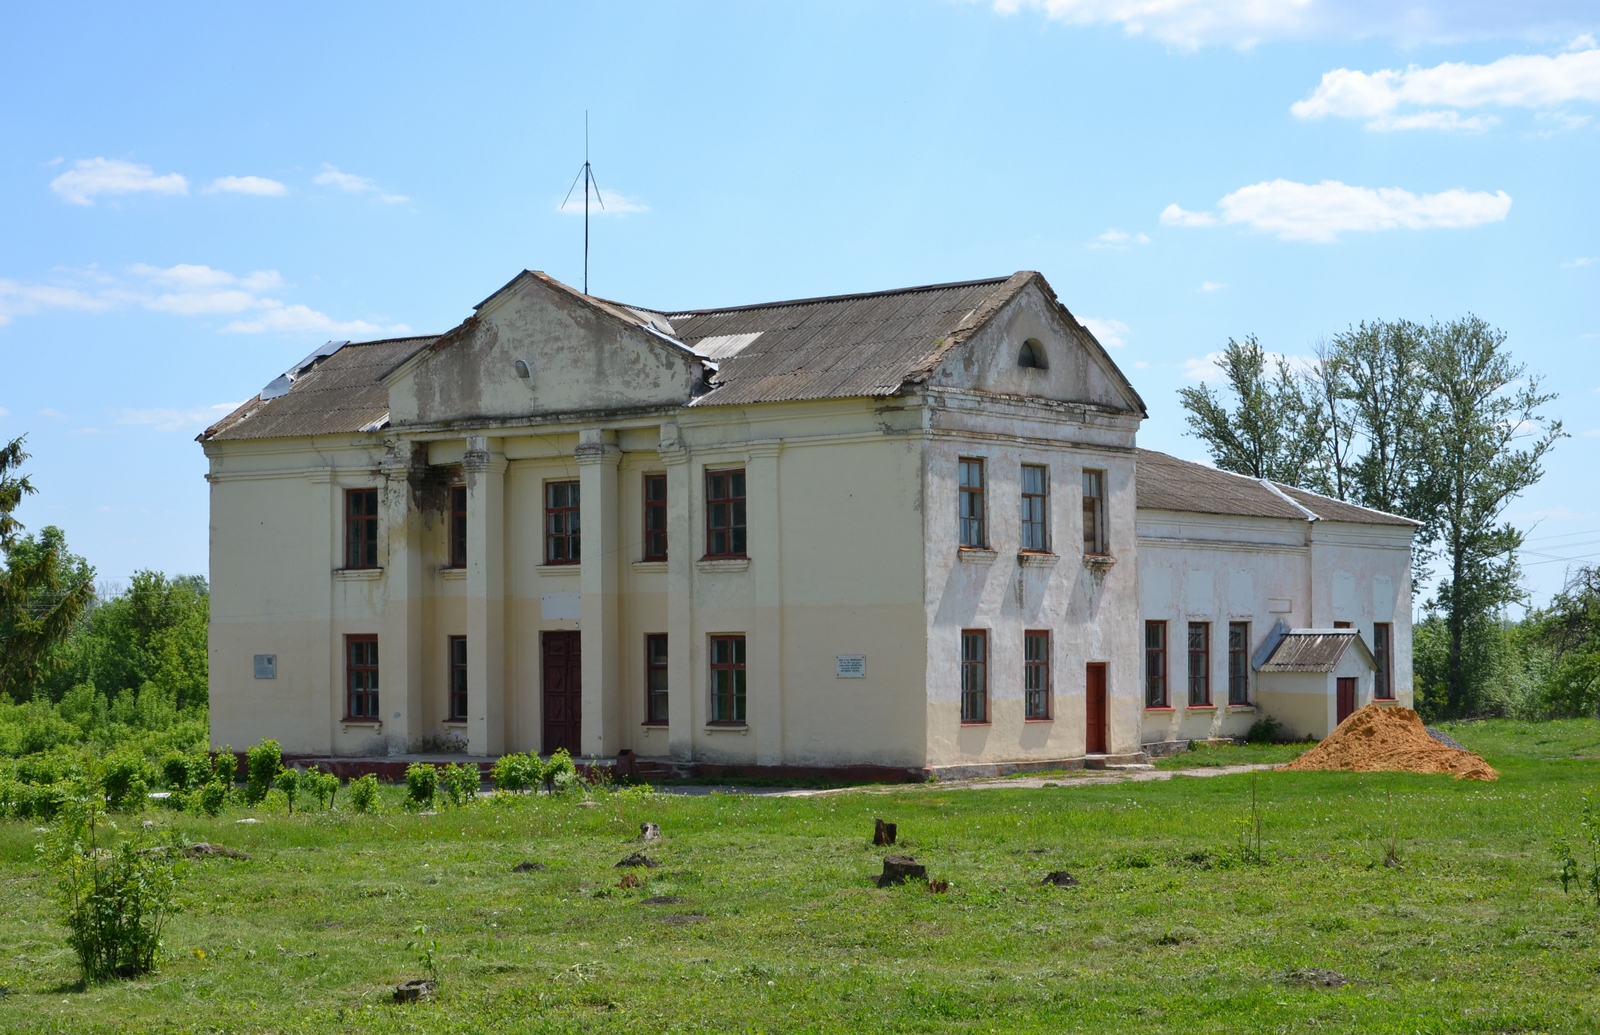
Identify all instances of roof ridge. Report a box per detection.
[663,275,1013,318]
[1271,480,1422,526]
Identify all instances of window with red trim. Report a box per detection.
[545,480,580,564]
[449,486,467,569]
[645,633,669,724]
[643,473,668,562]
[345,489,379,569]
[1145,620,1168,707]
[705,469,746,558]
[1024,630,1050,719]
[709,635,746,723]
[1228,622,1250,705]
[1374,623,1394,699]
[961,629,988,723]
[1187,622,1210,706]
[345,635,379,719]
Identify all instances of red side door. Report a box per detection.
[1085,663,1108,754]
[542,631,582,755]
[1336,677,1357,725]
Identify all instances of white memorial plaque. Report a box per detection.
[253,654,277,679]
[541,592,581,621]
[835,654,866,678]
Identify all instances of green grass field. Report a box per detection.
[4,720,1600,1034]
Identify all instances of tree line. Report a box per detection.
[1178,316,1576,719]
[1,436,207,758]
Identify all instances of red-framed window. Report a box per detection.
[705,469,746,558]
[1374,623,1394,699]
[447,635,468,721]
[1021,464,1049,552]
[645,634,669,724]
[345,635,379,719]
[643,473,668,562]
[1145,620,1168,707]
[958,458,985,548]
[1228,622,1250,705]
[1024,630,1050,720]
[449,485,467,569]
[1082,470,1106,555]
[1187,622,1211,706]
[709,635,746,723]
[345,488,379,569]
[960,629,988,723]
[545,480,581,564]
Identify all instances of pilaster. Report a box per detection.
[747,439,784,766]
[577,429,622,758]
[381,440,425,750]
[659,424,693,761]
[307,468,336,754]
[464,436,507,756]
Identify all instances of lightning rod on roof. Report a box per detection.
[561,111,606,295]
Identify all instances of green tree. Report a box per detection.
[0,437,95,702]
[1177,336,1323,485]
[60,571,209,712]
[1416,316,1563,718]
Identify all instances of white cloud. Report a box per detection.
[982,0,1598,48]
[1080,316,1130,347]
[1090,228,1151,249]
[206,175,288,196]
[314,165,408,203]
[1163,179,1512,242]
[1200,281,1227,291]
[1292,43,1600,131]
[115,403,241,432]
[1183,347,1316,382]
[1584,429,1600,437]
[0,406,9,417]
[39,408,68,419]
[1160,203,1216,227]
[1566,256,1598,267]
[50,157,188,205]
[0,263,406,336]
[557,187,648,216]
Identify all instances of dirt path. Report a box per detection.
[658,763,1279,797]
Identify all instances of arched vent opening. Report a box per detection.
[1018,338,1049,370]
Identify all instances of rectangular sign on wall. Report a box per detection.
[835,655,866,678]
[253,654,277,679]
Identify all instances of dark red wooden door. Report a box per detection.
[1336,677,1357,725]
[542,631,582,755]
[1085,663,1108,755]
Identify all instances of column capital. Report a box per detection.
[463,449,508,476]
[658,422,689,466]
[575,442,622,467]
[747,438,784,460]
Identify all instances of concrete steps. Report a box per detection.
[1084,752,1153,771]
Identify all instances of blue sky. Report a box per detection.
[2,1,1597,607]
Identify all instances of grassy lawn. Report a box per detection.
[4,721,1600,1034]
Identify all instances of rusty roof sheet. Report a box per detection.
[1258,630,1375,672]
[201,336,436,442]
[667,275,1026,406]
[1135,449,1418,527]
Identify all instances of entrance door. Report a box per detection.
[542,631,582,755]
[1085,663,1108,755]
[1336,677,1357,725]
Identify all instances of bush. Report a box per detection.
[41,792,185,982]
[101,753,151,812]
[1245,715,1284,744]
[211,747,239,787]
[347,773,380,814]
[404,763,437,809]
[245,740,282,805]
[191,780,227,818]
[491,751,539,793]
[273,769,300,814]
[543,749,577,794]
[302,765,339,810]
[440,762,480,807]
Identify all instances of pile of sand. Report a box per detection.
[1281,703,1498,781]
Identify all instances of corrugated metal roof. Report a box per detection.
[201,336,436,442]
[1258,630,1375,672]
[1135,449,1418,527]
[668,275,1025,406]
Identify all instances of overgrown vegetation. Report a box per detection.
[1179,322,1566,719]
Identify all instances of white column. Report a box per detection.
[381,440,425,750]
[747,440,784,766]
[659,424,693,762]
[577,429,621,758]
[465,436,506,756]
[307,468,336,754]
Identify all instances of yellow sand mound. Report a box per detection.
[1281,703,1497,781]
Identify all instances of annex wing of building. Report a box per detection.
[200,269,1415,776]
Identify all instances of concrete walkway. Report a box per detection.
[654,763,1280,797]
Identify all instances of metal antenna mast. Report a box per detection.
[561,112,605,294]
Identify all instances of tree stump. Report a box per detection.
[873,819,897,846]
[393,979,436,1003]
[1042,870,1079,887]
[876,854,925,887]
[639,822,661,842]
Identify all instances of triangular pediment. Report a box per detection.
[383,271,704,426]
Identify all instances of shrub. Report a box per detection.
[543,749,577,794]
[1245,715,1284,744]
[211,747,239,787]
[274,769,300,815]
[159,751,211,793]
[347,773,380,814]
[245,740,282,806]
[405,763,437,809]
[491,751,538,793]
[191,780,227,818]
[41,792,185,982]
[302,765,339,810]
[440,762,481,807]
[101,754,151,813]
